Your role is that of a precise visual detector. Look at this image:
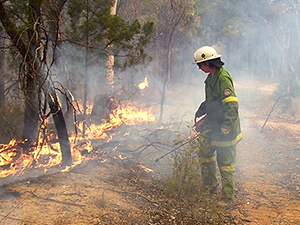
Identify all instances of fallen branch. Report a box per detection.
[30,191,86,207]
[261,89,285,132]
[0,190,33,223]
[135,142,172,155]
[155,138,193,162]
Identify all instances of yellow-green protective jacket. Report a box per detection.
[196,67,242,147]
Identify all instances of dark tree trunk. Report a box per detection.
[47,0,72,165]
[22,72,39,144]
[0,34,5,108]
[48,88,72,165]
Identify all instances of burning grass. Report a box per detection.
[0,102,234,224]
[0,102,155,179]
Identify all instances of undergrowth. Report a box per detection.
[161,130,235,224]
[0,102,24,143]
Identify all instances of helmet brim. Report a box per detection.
[193,55,222,64]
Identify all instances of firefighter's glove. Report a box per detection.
[221,128,230,135]
[194,115,206,132]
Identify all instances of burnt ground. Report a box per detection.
[0,77,300,224]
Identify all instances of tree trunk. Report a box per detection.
[83,0,90,136]
[0,33,5,108]
[106,0,118,86]
[22,70,39,144]
[47,0,72,165]
[92,0,118,122]
[0,3,40,144]
[48,87,72,165]
[159,21,176,122]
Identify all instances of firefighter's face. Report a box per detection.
[197,62,210,73]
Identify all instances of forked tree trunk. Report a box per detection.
[0,34,5,108]
[47,87,72,165]
[47,0,72,165]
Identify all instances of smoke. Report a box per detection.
[2,0,299,187]
[44,1,300,176]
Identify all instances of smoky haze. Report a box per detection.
[57,0,300,135]
[1,2,300,224]
[1,0,299,185]
[61,0,298,150]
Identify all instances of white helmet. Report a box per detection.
[193,46,221,64]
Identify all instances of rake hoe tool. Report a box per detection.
[154,137,197,162]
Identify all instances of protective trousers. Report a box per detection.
[200,145,236,199]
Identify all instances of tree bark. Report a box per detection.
[46,0,72,165]
[0,2,39,143]
[0,33,5,108]
[48,88,72,165]
[106,0,118,86]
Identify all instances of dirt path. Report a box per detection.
[230,78,300,224]
[232,126,300,224]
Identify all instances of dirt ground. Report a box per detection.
[0,77,299,224]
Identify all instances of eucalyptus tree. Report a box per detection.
[0,0,73,165]
[204,0,300,79]
[65,0,153,123]
[0,0,152,165]
[0,30,4,108]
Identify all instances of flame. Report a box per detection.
[0,103,155,179]
[138,76,149,90]
[138,164,153,173]
[76,100,94,115]
[82,103,155,140]
[118,154,127,160]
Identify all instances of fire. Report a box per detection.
[0,102,155,179]
[76,100,94,114]
[82,102,155,140]
[138,164,153,173]
[138,76,149,90]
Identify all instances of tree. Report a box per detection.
[0,0,154,158]
[0,0,72,165]
[0,31,5,108]
[65,0,154,123]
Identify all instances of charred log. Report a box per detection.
[48,89,72,166]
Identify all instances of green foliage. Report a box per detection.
[3,0,30,37]
[66,0,154,68]
[29,0,42,6]
[67,0,112,43]
[165,130,211,199]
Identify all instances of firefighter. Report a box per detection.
[193,45,242,200]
